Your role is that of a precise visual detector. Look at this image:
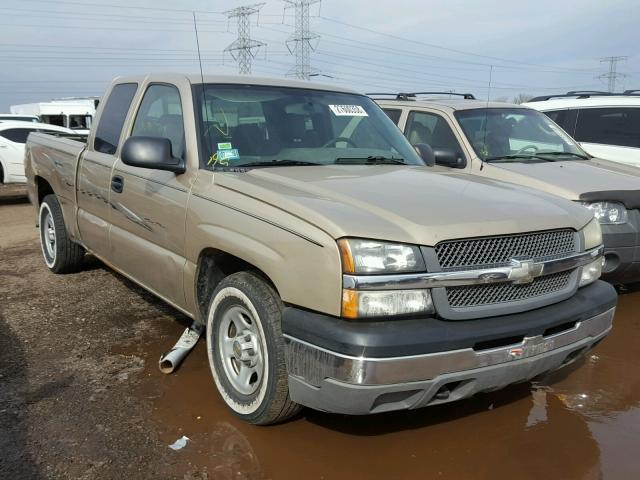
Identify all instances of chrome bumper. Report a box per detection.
[284,307,614,388]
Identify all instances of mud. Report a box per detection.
[1,185,639,479]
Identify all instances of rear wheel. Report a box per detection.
[206,272,301,425]
[39,194,84,273]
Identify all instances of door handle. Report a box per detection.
[111,175,124,193]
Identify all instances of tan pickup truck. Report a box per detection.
[25,74,616,424]
[376,93,640,284]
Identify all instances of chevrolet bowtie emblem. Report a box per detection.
[508,258,544,284]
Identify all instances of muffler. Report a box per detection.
[159,323,204,374]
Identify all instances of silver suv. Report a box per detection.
[376,92,640,284]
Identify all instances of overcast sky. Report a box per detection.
[0,0,638,110]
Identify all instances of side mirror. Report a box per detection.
[121,136,185,174]
[433,148,466,169]
[413,143,435,167]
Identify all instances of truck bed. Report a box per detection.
[26,132,86,208]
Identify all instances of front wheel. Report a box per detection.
[39,194,84,274]
[206,272,301,425]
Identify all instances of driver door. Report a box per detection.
[108,83,195,309]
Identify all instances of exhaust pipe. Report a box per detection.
[159,323,204,374]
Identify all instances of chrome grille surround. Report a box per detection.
[435,229,576,271]
[445,270,573,308]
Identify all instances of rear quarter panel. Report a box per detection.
[26,133,85,236]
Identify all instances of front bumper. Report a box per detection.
[282,281,616,415]
[601,210,640,284]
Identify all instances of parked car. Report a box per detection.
[0,114,40,123]
[26,74,616,424]
[522,91,640,166]
[0,121,75,184]
[376,92,640,284]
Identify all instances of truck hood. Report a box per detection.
[489,158,640,199]
[216,165,592,246]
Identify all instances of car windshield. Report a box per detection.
[455,108,587,162]
[194,84,424,169]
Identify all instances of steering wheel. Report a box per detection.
[516,145,539,154]
[321,136,358,148]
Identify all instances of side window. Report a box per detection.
[382,108,402,125]
[544,110,568,128]
[574,108,640,148]
[0,128,35,144]
[94,83,138,155]
[131,84,185,159]
[405,111,463,153]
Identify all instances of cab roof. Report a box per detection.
[113,73,360,95]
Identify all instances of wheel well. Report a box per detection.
[195,249,278,321]
[35,176,54,205]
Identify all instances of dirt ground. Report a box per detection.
[1,184,640,480]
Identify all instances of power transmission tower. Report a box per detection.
[223,3,266,75]
[284,0,321,80]
[598,56,628,92]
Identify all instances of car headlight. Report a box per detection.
[337,238,425,274]
[582,218,602,250]
[582,218,603,250]
[581,201,627,225]
[342,289,434,318]
[579,257,604,287]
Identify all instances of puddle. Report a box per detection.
[119,289,640,479]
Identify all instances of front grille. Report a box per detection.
[446,271,573,308]
[435,229,576,270]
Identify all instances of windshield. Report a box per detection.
[194,84,424,168]
[455,108,586,162]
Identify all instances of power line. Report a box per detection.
[598,56,628,92]
[223,3,266,75]
[284,1,321,80]
[317,15,603,73]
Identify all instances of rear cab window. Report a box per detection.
[94,83,138,155]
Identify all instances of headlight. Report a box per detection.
[581,201,627,225]
[342,289,434,318]
[579,258,604,287]
[582,218,603,250]
[337,238,425,274]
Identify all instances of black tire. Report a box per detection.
[206,271,301,425]
[39,194,84,274]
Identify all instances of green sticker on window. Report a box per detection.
[217,142,232,150]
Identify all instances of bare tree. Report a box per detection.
[512,93,533,104]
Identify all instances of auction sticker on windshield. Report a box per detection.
[329,105,368,116]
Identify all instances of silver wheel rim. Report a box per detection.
[218,305,264,396]
[39,203,56,267]
[44,213,56,259]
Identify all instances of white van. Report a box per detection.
[523,91,640,167]
[10,97,97,135]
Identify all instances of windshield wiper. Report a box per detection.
[485,154,554,163]
[534,151,590,160]
[235,159,322,168]
[335,156,405,165]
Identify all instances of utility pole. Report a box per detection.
[598,56,628,92]
[223,3,266,75]
[284,0,321,80]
